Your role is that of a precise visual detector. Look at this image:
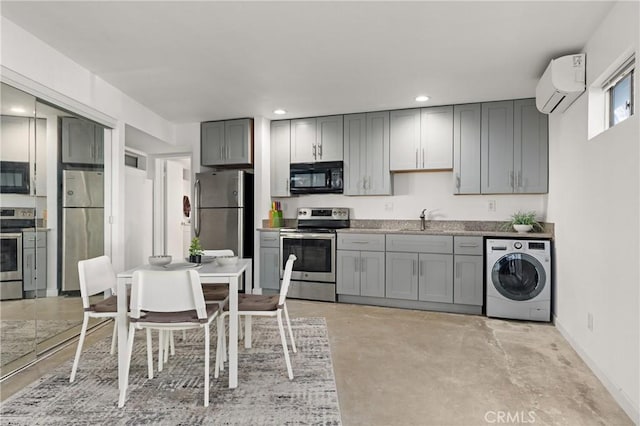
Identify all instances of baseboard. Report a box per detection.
[554,314,639,424]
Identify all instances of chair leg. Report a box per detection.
[215,317,223,378]
[70,314,90,383]
[158,330,164,372]
[146,328,154,379]
[204,325,210,407]
[110,318,118,355]
[277,311,293,380]
[122,323,137,403]
[283,303,297,353]
[169,330,175,356]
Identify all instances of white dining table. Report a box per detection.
[115,259,252,407]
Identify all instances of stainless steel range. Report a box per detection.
[0,207,36,300]
[279,207,349,302]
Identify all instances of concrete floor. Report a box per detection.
[1,300,632,425]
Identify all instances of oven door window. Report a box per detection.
[0,237,19,273]
[282,237,332,273]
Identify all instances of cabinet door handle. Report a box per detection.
[517,171,522,190]
[459,243,479,247]
[318,144,323,159]
[219,145,223,160]
[412,259,417,276]
[312,144,316,160]
[419,261,423,276]
[456,174,461,190]
[509,171,514,189]
[226,145,230,159]
[422,148,425,168]
[286,178,289,191]
[351,241,369,245]
[415,149,419,168]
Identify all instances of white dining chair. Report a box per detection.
[215,254,297,380]
[124,269,220,407]
[71,255,156,383]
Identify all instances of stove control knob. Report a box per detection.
[514,242,522,250]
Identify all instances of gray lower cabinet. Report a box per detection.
[23,231,47,294]
[343,111,391,196]
[337,250,385,297]
[386,234,454,303]
[259,231,280,291]
[201,119,253,166]
[62,117,104,165]
[270,120,291,197]
[337,233,385,297]
[418,253,453,303]
[453,236,483,306]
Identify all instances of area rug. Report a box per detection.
[1,320,81,366]
[1,317,342,425]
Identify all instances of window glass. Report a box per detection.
[610,70,633,126]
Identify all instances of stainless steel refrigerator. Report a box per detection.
[194,170,254,258]
[61,169,104,291]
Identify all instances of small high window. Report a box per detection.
[604,55,635,128]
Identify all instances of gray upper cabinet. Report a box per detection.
[420,106,453,169]
[1,116,30,161]
[344,111,391,195]
[290,118,316,163]
[480,99,548,194]
[316,115,343,162]
[514,99,548,193]
[201,118,253,167]
[453,104,482,194]
[291,115,343,163]
[270,120,291,197]
[62,117,103,165]
[391,107,454,171]
[481,101,514,193]
[390,109,421,171]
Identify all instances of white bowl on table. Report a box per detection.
[149,255,172,266]
[215,256,239,266]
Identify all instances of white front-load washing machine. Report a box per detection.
[486,239,551,322]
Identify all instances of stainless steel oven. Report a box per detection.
[279,207,349,302]
[1,208,35,300]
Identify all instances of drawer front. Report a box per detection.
[23,231,47,249]
[454,236,483,255]
[337,233,385,251]
[386,234,452,254]
[260,231,280,248]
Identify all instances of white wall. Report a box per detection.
[276,172,547,222]
[1,16,178,272]
[124,167,153,270]
[546,2,639,422]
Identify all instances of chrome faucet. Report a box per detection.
[420,209,429,231]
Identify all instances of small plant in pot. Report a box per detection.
[188,237,203,263]
[507,211,543,233]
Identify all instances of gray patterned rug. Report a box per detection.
[1,317,341,425]
[1,320,81,366]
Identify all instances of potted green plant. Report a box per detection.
[188,237,203,263]
[507,211,543,233]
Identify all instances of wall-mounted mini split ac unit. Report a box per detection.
[535,53,586,114]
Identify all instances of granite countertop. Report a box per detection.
[259,219,554,239]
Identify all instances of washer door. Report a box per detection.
[491,253,546,301]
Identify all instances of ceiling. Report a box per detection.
[1,1,614,124]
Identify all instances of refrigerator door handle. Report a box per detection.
[194,179,201,237]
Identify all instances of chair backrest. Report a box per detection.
[129,269,207,320]
[77,255,117,309]
[202,249,234,257]
[279,254,297,305]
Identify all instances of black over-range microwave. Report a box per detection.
[289,161,343,194]
[0,161,30,194]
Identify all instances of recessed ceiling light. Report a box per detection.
[273,109,287,115]
[415,95,430,102]
[10,106,26,113]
